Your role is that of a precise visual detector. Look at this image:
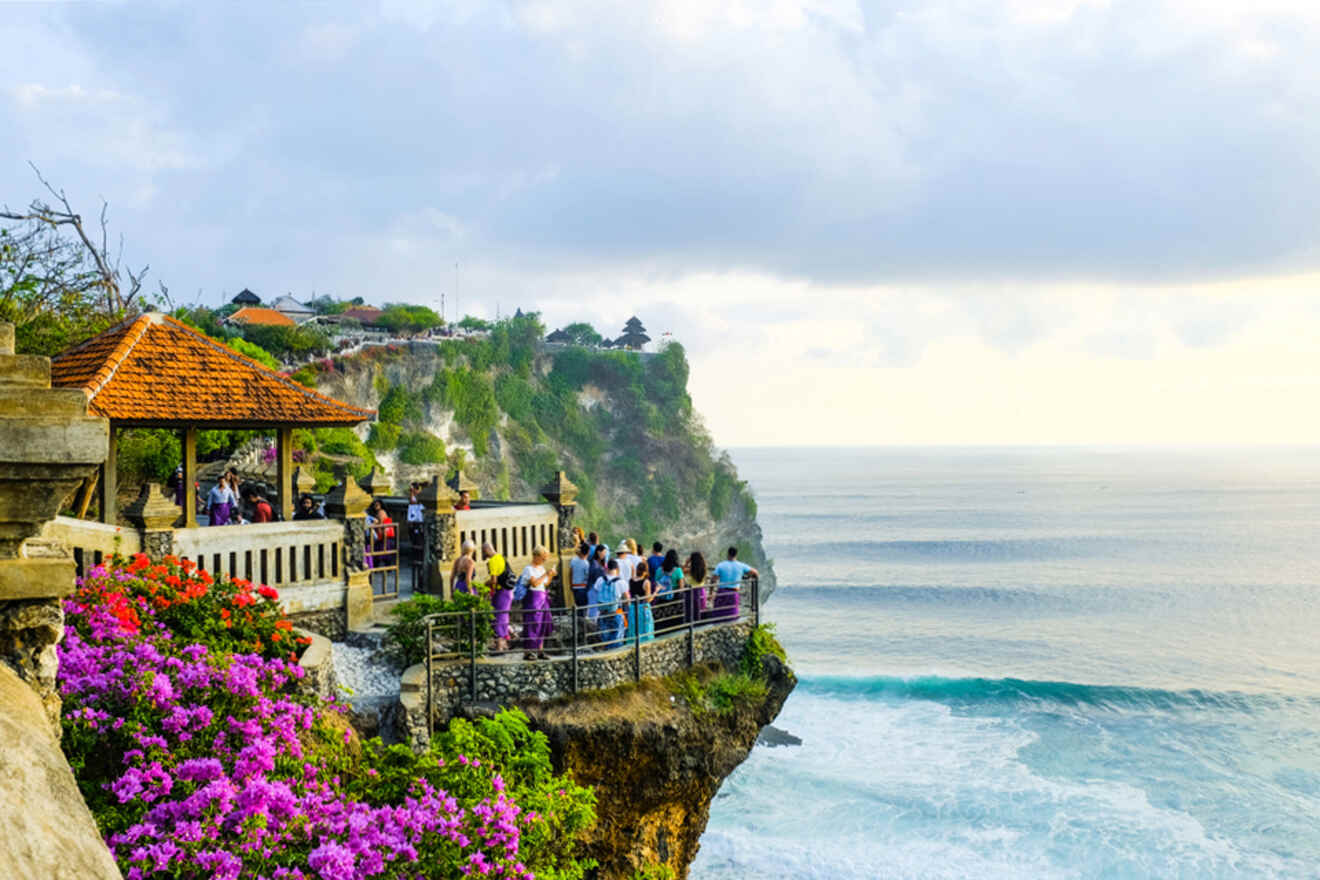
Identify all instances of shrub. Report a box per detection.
[228,335,282,370]
[397,430,447,465]
[384,592,495,666]
[289,364,318,387]
[116,429,180,484]
[740,623,787,679]
[60,556,595,880]
[366,422,402,451]
[378,385,424,426]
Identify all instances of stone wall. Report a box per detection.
[402,621,754,750]
[294,628,338,702]
[289,607,348,641]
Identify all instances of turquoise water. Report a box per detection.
[691,447,1320,879]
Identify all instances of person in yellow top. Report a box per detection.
[482,542,514,652]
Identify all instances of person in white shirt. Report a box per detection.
[519,546,555,660]
[613,540,635,583]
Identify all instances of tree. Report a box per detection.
[377,303,442,334]
[1,165,154,353]
[456,315,492,332]
[561,322,603,346]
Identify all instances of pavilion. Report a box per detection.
[50,312,374,526]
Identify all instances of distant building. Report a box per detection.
[614,316,651,350]
[341,306,384,326]
[545,328,571,343]
[231,288,261,307]
[269,294,315,323]
[225,307,296,328]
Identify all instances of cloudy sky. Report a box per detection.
[4,0,1320,446]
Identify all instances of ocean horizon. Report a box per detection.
[691,445,1320,879]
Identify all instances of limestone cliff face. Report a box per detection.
[521,656,795,880]
[312,342,777,593]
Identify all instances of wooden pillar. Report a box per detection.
[180,426,197,529]
[98,423,118,525]
[276,426,294,522]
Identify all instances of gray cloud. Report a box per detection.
[2,0,1319,307]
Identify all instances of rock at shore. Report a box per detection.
[522,655,795,880]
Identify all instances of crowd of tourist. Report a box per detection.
[449,526,759,661]
[183,472,757,662]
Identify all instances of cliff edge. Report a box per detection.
[521,655,795,879]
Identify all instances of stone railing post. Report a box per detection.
[324,471,373,630]
[419,475,459,597]
[541,471,579,608]
[125,482,182,559]
[0,321,108,731]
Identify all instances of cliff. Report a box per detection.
[307,325,775,591]
[520,655,795,879]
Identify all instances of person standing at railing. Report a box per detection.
[629,560,656,644]
[482,541,513,653]
[613,540,636,583]
[712,546,758,621]
[654,549,685,632]
[647,542,665,587]
[246,489,274,523]
[366,499,396,568]
[570,541,592,614]
[685,551,710,623]
[594,559,627,649]
[519,546,554,661]
[451,540,477,594]
[293,493,324,520]
[454,489,472,511]
[406,483,424,567]
[585,544,608,624]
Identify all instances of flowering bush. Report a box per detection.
[84,553,306,661]
[60,557,596,879]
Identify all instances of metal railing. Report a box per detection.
[366,520,400,601]
[422,576,759,732]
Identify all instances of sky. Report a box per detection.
[3,0,1320,446]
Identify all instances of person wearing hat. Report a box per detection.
[613,539,636,583]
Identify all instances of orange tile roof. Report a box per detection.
[51,313,375,427]
[227,306,296,327]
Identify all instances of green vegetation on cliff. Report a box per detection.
[310,313,766,572]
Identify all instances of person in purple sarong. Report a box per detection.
[205,476,235,526]
[519,546,555,660]
[685,551,710,623]
[482,542,514,653]
[711,546,758,622]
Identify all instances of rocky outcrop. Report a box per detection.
[0,663,122,879]
[522,655,795,880]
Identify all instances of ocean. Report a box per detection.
[690,446,1320,879]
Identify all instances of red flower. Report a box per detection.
[257,585,279,601]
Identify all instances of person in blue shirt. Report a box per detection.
[593,560,627,649]
[647,542,665,588]
[569,542,592,612]
[711,546,759,621]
